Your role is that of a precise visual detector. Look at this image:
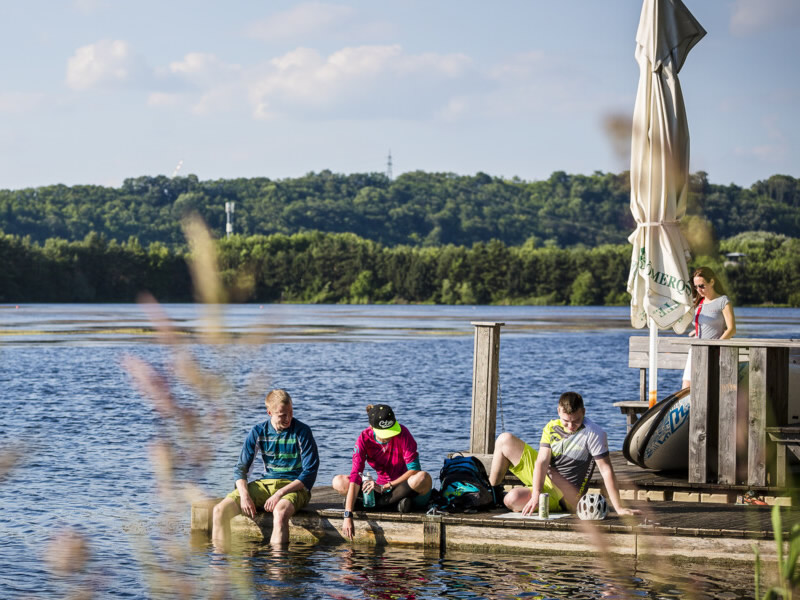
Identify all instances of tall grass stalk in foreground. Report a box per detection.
[754,505,800,599]
[121,214,260,598]
[35,213,259,598]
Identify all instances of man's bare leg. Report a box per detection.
[211,497,241,551]
[488,432,531,510]
[503,486,533,511]
[269,499,296,545]
[488,432,526,486]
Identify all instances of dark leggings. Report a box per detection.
[365,481,417,508]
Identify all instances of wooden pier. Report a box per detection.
[191,452,800,563]
[191,326,800,563]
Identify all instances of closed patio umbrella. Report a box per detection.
[627,0,706,406]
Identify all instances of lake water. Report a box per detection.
[2,303,798,599]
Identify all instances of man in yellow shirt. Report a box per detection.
[487,391,640,516]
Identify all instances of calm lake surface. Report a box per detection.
[2,303,799,599]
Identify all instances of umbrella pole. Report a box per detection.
[648,320,659,406]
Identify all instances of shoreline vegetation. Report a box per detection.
[1,169,798,305]
[1,228,798,306]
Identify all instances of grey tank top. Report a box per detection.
[696,295,730,339]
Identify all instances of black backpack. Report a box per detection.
[435,454,494,512]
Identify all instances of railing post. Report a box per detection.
[717,346,739,484]
[689,344,713,483]
[748,346,790,486]
[470,322,504,455]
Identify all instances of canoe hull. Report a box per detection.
[623,388,691,471]
[624,361,800,472]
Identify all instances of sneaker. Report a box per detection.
[742,491,768,506]
[397,497,413,514]
[491,485,506,508]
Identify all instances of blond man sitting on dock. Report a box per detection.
[488,391,639,517]
[212,389,319,548]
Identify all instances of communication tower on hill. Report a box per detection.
[386,150,393,180]
[225,201,235,238]
[171,159,183,178]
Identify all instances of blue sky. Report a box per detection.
[1,0,798,190]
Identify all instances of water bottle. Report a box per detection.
[362,472,376,508]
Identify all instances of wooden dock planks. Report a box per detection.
[192,453,800,563]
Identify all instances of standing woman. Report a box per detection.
[682,266,736,388]
[332,404,432,540]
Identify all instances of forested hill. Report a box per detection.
[1,170,798,248]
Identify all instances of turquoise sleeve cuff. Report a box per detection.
[406,459,421,471]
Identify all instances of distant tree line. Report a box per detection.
[1,230,797,306]
[1,170,799,249]
[0,232,189,303]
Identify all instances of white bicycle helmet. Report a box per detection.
[577,493,608,520]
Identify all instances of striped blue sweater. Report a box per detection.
[233,418,319,491]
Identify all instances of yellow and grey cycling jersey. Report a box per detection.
[539,416,609,491]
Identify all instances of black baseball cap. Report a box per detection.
[368,404,402,438]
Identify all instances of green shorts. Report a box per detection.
[226,479,310,512]
[508,443,564,511]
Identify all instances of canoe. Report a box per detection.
[622,387,693,471]
[623,361,800,471]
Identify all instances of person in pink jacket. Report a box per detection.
[332,404,432,540]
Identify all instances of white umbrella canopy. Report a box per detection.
[626,0,706,405]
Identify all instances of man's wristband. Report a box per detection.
[343,510,353,519]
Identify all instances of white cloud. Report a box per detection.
[166,52,241,88]
[147,87,242,116]
[141,43,575,125]
[149,54,247,115]
[730,0,800,36]
[246,2,354,42]
[0,92,46,113]
[247,45,472,120]
[488,51,547,82]
[59,37,594,128]
[395,52,471,78]
[66,39,148,90]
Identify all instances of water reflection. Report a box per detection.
[337,546,432,600]
[191,541,759,600]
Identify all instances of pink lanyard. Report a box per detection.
[694,297,705,337]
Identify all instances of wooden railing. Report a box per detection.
[688,338,800,486]
[468,327,800,488]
